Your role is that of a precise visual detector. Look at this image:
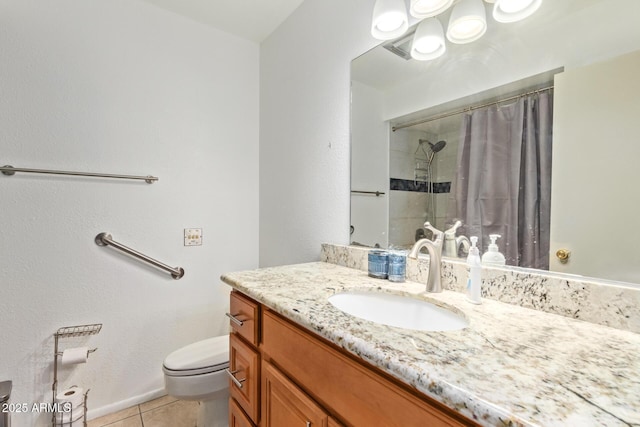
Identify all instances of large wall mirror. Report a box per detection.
[350,0,640,286]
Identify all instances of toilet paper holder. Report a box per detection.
[52,324,102,427]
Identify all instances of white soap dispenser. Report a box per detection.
[482,234,506,266]
[466,236,482,304]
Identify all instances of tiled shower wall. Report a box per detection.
[389,128,432,247]
[389,122,461,247]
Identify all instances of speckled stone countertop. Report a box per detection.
[221,262,640,427]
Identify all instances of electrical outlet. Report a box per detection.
[184,228,202,246]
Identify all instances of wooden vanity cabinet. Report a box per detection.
[228,292,261,426]
[229,290,477,427]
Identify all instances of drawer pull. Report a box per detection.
[225,368,246,389]
[306,422,311,427]
[225,312,244,326]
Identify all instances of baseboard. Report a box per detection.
[86,387,167,420]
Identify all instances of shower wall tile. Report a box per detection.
[389,179,451,193]
[389,190,429,247]
[389,217,424,248]
[389,149,414,181]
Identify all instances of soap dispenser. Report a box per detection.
[482,234,506,267]
[466,236,482,304]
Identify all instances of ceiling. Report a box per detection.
[140,0,305,43]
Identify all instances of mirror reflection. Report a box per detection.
[350,0,640,285]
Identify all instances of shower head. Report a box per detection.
[428,140,447,153]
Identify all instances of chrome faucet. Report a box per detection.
[442,221,471,258]
[408,222,444,293]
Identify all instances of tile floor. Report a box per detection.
[87,395,198,427]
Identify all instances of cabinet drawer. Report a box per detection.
[262,360,328,427]
[229,333,260,424]
[228,291,260,346]
[230,397,256,427]
[261,310,475,427]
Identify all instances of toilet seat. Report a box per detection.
[163,335,229,377]
[163,361,229,377]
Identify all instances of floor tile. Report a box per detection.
[102,414,143,427]
[141,400,198,427]
[139,394,178,413]
[87,406,140,427]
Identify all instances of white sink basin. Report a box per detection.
[328,291,468,332]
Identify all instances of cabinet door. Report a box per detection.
[229,333,260,424]
[262,361,328,427]
[230,398,255,427]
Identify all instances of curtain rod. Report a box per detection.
[392,85,554,132]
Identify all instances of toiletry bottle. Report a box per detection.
[481,234,506,266]
[466,236,482,304]
[387,250,407,283]
[368,249,389,279]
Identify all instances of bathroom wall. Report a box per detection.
[350,80,389,249]
[0,1,259,425]
[550,49,640,283]
[259,0,380,266]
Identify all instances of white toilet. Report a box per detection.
[163,335,230,427]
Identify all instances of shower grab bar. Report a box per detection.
[1,164,158,183]
[95,232,184,279]
[351,190,385,197]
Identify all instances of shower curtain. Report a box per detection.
[449,91,553,269]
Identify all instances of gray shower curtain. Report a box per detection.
[449,91,553,269]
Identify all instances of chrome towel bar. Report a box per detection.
[351,190,385,197]
[1,164,158,183]
[95,232,184,279]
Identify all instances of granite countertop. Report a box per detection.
[221,262,640,427]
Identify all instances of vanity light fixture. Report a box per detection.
[492,0,542,23]
[410,0,455,19]
[411,18,446,60]
[371,0,410,40]
[446,0,487,44]
[371,0,543,59]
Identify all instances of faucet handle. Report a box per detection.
[423,222,443,241]
[444,220,462,238]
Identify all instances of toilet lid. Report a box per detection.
[163,335,229,374]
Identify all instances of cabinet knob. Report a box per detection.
[555,249,571,263]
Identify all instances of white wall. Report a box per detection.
[550,50,640,284]
[259,0,379,266]
[350,80,388,248]
[0,1,259,425]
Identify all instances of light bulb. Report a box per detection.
[376,11,406,32]
[411,18,446,61]
[493,0,542,23]
[410,0,454,19]
[371,0,409,40]
[446,0,487,44]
